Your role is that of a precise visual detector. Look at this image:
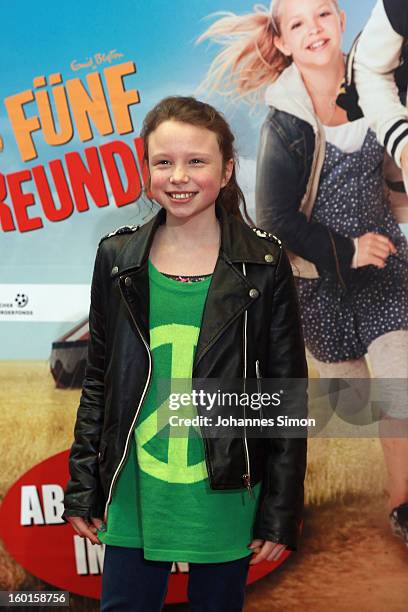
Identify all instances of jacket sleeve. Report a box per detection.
[354,0,408,167]
[256,115,355,284]
[63,245,106,519]
[253,248,308,550]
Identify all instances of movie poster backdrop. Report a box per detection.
[1,1,401,608]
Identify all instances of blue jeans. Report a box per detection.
[100,546,251,611]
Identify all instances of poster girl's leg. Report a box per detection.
[368,331,408,512]
[311,357,370,379]
[311,356,371,421]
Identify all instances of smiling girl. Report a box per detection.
[199,0,408,543]
[63,96,308,610]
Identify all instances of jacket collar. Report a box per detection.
[114,205,277,275]
[265,62,319,131]
[114,206,278,362]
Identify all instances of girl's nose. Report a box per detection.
[308,18,322,35]
[170,167,189,184]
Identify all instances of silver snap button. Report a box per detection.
[265,254,274,263]
[111,266,119,276]
[249,289,259,299]
[124,277,132,287]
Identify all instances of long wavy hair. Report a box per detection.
[197,0,340,103]
[141,96,252,224]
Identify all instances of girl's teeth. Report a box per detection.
[310,40,326,49]
[170,193,195,199]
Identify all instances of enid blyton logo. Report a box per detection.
[15,293,29,308]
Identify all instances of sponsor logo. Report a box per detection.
[14,293,29,308]
[0,284,89,322]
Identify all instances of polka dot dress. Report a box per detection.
[297,129,408,363]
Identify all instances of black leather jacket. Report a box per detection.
[256,108,355,286]
[63,206,308,550]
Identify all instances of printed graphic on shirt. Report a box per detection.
[135,323,207,484]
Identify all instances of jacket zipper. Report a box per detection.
[104,279,153,517]
[255,359,264,432]
[255,359,261,394]
[242,263,252,498]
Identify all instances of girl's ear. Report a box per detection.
[221,158,234,187]
[274,36,292,58]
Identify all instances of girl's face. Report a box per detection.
[148,120,233,222]
[275,0,345,70]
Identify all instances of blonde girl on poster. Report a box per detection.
[199,0,408,545]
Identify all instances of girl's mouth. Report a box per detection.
[166,191,198,202]
[307,39,330,52]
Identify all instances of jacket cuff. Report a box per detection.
[61,507,92,524]
[63,488,106,521]
[386,119,408,167]
[315,231,355,287]
[252,525,301,551]
[62,503,105,523]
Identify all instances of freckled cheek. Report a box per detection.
[199,169,224,188]
[201,177,225,201]
[150,173,168,197]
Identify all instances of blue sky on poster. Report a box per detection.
[0,0,376,357]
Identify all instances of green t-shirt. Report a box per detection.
[99,261,260,562]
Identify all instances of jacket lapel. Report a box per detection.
[119,264,150,345]
[193,208,275,371]
[114,211,163,345]
[193,254,259,373]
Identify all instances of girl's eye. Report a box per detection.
[155,160,170,166]
[320,11,331,17]
[291,21,302,30]
[190,159,204,165]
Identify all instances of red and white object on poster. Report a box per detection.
[0,451,291,602]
